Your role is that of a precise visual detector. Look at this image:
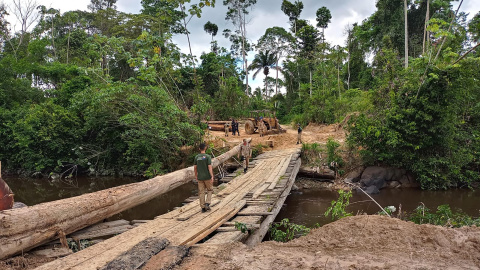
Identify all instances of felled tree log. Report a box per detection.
[0,140,250,260]
[298,166,335,180]
[208,124,231,131]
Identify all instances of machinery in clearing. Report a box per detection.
[244,110,284,135]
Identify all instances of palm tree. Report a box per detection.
[248,50,279,99]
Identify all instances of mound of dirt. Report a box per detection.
[178,215,480,270]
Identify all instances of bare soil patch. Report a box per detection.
[207,122,346,152]
[177,215,480,270]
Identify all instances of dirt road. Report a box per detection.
[178,215,480,270]
[208,122,346,151]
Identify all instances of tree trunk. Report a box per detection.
[337,63,341,99]
[0,141,250,260]
[66,24,71,64]
[309,69,312,97]
[347,53,350,90]
[404,0,408,68]
[347,25,351,90]
[422,0,430,55]
[51,16,56,59]
[294,20,301,96]
[241,11,248,95]
[275,57,279,96]
[265,77,268,99]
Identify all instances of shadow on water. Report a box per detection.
[276,178,480,228]
[3,176,198,221]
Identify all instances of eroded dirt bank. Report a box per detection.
[178,215,480,270]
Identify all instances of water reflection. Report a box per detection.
[3,176,198,221]
[276,180,480,228]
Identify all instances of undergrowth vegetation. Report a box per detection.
[326,190,480,228]
[269,218,311,242]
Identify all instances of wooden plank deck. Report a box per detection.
[35,148,302,270]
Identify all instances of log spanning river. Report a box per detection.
[4,176,480,227]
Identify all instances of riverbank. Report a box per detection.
[179,215,480,269]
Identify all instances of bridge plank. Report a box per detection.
[245,156,302,247]
[35,148,302,270]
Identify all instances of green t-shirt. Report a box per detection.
[194,153,212,181]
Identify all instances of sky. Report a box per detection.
[3,0,478,91]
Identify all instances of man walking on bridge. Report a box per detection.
[238,139,252,173]
[194,143,214,212]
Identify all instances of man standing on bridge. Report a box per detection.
[238,139,252,173]
[194,143,214,213]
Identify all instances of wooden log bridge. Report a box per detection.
[33,148,301,269]
[0,140,251,260]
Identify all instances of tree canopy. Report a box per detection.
[0,0,478,189]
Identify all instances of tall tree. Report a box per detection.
[281,0,303,92]
[257,27,294,95]
[422,0,430,54]
[297,23,320,96]
[38,6,60,59]
[469,12,480,41]
[203,21,218,41]
[224,0,257,95]
[315,6,331,41]
[7,0,40,61]
[0,4,9,52]
[404,0,408,68]
[316,6,332,93]
[247,50,279,99]
[281,0,303,36]
[88,0,117,12]
[141,0,186,40]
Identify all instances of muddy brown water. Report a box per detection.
[4,176,480,228]
[276,179,480,228]
[3,176,198,221]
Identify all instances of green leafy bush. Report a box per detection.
[324,190,353,220]
[326,137,344,169]
[409,204,480,227]
[348,60,480,189]
[269,218,310,242]
[301,142,323,165]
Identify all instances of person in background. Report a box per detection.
[231,119,236,136]
[238,139,252,173]
[258,117,265,137]
[224,122,229,137]
[235,120,240,136]
[194,143,214,213]
[297,124,303,144]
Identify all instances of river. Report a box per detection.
[276,181,480,227]
[4,176,479,227]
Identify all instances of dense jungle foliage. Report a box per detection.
[0,0,478,188]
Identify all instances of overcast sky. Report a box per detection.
[3,0,478,91]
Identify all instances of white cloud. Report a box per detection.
[4,0,478,93]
